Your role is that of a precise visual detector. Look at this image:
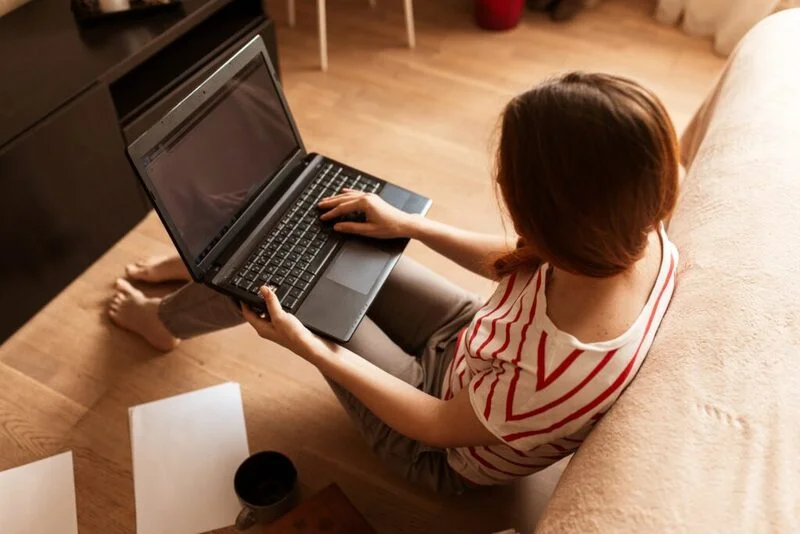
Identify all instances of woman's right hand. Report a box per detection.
[318,189,417,239]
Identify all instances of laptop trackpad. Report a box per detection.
[324,241,390,295]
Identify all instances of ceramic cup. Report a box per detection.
[233,451,299,530]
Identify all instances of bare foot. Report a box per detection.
[125,255,190,283]
[108,279,179,352]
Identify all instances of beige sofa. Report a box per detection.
[535,8,800,534]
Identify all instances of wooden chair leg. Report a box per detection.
[287,0,296,27]
[318,0,328,71]
[404,0,415,49]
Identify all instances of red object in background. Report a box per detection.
[475,0,525,31]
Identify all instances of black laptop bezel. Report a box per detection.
[127,36,307,282]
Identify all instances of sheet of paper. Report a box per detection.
[130,382,250,534]
[0,451,78,534]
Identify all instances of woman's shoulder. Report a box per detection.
[543,228,677,348]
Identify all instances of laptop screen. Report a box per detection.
[142,55,300,261]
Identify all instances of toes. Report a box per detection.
[115,278,137,294]
[125,264,148,280]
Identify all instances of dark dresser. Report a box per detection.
[0,0,278,341]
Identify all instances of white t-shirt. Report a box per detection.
[442,226,679,485]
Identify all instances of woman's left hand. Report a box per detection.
[241,285,329,360]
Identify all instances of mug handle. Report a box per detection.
[235,507,257,531]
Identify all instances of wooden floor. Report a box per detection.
[0,1,725,533]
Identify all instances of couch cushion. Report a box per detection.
[536,9,800,533]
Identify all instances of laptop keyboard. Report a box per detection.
[231,163,381,312]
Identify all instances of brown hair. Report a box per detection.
[493,72,679,278]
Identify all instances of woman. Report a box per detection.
[109,72,679,494]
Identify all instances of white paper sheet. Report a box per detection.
[130,382,250,534]
[0,451,78,534]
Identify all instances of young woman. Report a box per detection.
[109,72,679,494]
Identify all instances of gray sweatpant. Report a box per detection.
[158,257,482,494]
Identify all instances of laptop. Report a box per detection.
[127,35,431,342]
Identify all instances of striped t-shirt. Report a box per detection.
[442,226,678,485]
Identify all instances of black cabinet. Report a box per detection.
[0,0,279,341]
[0,86,147,341]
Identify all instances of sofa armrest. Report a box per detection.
[535,9,800,534]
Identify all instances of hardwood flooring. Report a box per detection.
[0,1,725,532]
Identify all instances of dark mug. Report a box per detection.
[233,451,299,530]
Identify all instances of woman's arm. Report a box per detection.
[242,287,502,449]
[311,338,499,448]
[319,190,514,279]
[405,216,514,279]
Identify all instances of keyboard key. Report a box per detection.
[305,259,325,275]
[293,280,310,292]
[289,288,303,299]
[300,272,314,283]
[275,284,291,302]
[307,241,337,275]
[285,297,299,310]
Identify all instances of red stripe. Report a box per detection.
[536,333,585,390]
[467,273,518,354]
[468,447,520,477]
[550,443,567,453]
[454,329,467,390]
[479,294,527,364]
[504,353,636,442]
[507,349,617,421]
[474,273,535,360]
[563,437,583,445]
[472,369,491,391]
[503,271,543,420]
[483,362,507,419]
[503,255,676,442]
[443,358,456,400]
[509,446,530,458]
[443,328,466,400]
[453,327,465,360]
[483,447,549,469]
